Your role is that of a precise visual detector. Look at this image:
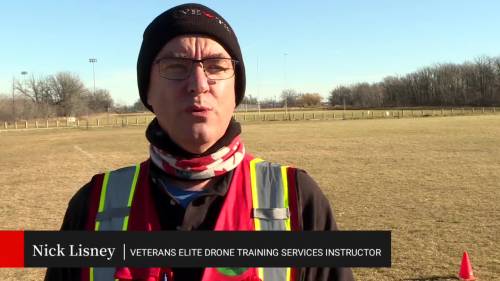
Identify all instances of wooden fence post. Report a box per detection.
[77,120,80,127]
[56,120,59,127]
[35,121,38,128]
[97,119,100,127]
[4,122,7,129]
[135,117,138,125]
[482,107,485,113]
[472,107,475,113]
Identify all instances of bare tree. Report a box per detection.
[49,72,88,116]
[14,74,55,117]
[280,89,299,107]
[87,89,114,113]
[298,93,322,107]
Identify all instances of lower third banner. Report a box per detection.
[0,231,391,268]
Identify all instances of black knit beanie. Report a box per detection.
[137,3,245,111]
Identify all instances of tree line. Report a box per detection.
[329,55,500,108]
[3,55,498,121]
[0,72,110,120]
[242,90,323,109]
[0,71,148,121]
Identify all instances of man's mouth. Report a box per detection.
[185,105,212,117]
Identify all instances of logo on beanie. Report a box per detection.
[173,8,231,33]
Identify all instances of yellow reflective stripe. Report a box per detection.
[122,216,129,231]
[258,267,265,280]
[282,165,292,281]
[95,172,110,231]
[98,172,110,213]
[281,165,291,231]
[251,158,264,280]
[89,267,94,281]
[250,158,264,231]
[127,164,140,207]
[122,164,140,231]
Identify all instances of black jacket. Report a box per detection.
[45,162,355,281]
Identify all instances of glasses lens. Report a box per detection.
[158,58,191,80]
[204,58,235,80]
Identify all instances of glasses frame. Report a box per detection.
[154,57,239,81]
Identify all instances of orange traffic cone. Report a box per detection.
[458,251,476,280]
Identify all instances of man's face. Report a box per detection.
[147,35,236,154]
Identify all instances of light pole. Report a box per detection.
[12,71,28,121]
[88,58,97,126]
[283,53,288,113]
[89,58,97,94]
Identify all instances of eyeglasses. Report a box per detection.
[154,57,238,80]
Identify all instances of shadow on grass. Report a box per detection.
[402,276,459,281]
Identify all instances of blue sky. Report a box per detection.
[1,0,499,105]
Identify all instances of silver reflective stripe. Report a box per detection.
[264,267,287,281]
[254,161,288,231]
[97,166,137,231]
[253,160,290,281]
[94,165,138,281]
[252,208,290,220]
[92,267,116,281]
[95,207,131,221]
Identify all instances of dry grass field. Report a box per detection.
[1,115,499,280]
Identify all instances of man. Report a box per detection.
[45,3,354,281]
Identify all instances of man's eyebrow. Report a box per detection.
[203,53,229,59]
[157,52,230,59]
[158,51,189,58]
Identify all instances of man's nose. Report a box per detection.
[187,63,210,95]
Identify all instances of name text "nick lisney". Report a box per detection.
[32,244,116,260]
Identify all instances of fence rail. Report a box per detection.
[232,107,498,122]
[1,107,498,131]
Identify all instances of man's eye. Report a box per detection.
[205,65,227,73]
[164,64,188,72]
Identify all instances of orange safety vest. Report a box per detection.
[83,154,300,281]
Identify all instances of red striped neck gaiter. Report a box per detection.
[149,135,245,180]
